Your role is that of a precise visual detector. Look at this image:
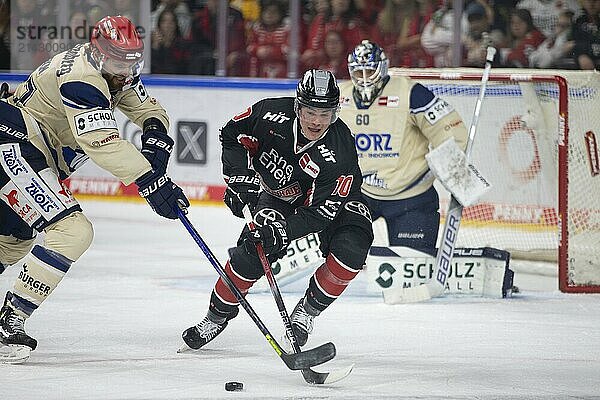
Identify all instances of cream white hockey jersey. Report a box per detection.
[9,43,169,185]
[339,76,468,201]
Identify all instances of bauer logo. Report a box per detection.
[177,121,207,165]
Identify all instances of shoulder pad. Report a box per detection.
[60,81,110,110]
[409,83,436,112]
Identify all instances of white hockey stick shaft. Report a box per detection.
[383,47,496,304]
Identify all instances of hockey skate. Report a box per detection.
[0,292,37,364]
[179,309,237,352]
[290,297,320,347]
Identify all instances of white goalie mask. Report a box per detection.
[347,40,389,106]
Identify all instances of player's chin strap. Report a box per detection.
[383,47,497,304]
[176,205,340,377]
[242,206,354,385]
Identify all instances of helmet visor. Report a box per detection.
[102,58,144,79]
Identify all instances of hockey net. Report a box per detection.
[389,68,600,293]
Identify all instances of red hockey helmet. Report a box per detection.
[91,15,144,90]
[91,15,144,63]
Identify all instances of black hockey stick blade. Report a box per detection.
[280,341,336,370]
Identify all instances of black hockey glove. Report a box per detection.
[224,172,261,218]
[141,118,173,174]
[136,170,190,219]
[242,220,289,259]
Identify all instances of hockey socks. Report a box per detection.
[307,253,360,311]
[11,245,72,316]
[211,260,257,318]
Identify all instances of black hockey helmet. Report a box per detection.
[296,69,340,110]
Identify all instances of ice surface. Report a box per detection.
[1,201,599,399]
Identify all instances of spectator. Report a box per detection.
[247,0,290,78]
[490,0,518,36]
[317,30,350,79]
[114,0,139,23]
[0,0,9,70]
[303,0,330,25]
[354,0,384,25]
[572,0,600,70]
[371,0,435,67]
[500,8,545,67]
[189,0,247,76]
[67,11,90,47]
[516,0,581,38]
[151,8,192,74]
[302,0,367,69]
[463,1,505,66]
[421,1,469,67]
[152,0,192,39]
[10,0,51,70]
[529,10,576,68]
[231,0,261,24]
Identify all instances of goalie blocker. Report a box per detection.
[366,246,514,303]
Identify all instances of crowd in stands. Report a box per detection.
[1,0,599,75]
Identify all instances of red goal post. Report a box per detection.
[389,68,600,293]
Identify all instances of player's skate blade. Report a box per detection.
[302,363,354,384]
[0,344,31,364]
[177,343,192,353]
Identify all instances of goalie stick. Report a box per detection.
[243,207,354,384]
[383,46,497,304]
[177,208,335,371]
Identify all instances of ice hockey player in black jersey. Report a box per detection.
[181,70,374,350]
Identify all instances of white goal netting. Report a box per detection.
[390,68,600,292]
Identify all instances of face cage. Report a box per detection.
[294,99,341,125]
[348,59,388,103]
[94,48,144,91]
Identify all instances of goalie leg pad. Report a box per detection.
[11,245,72,316]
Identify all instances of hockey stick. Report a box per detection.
[177,208,335,370]
[383,47,497,304]
[243,207,354,384]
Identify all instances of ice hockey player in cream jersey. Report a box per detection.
[339,40,468,252]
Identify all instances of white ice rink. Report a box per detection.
[1,200,599,399]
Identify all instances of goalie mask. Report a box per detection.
[90,15,144,92]
[347,40,389,106]
[295,69,341,141]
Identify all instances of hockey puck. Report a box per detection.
[225,381,243,391]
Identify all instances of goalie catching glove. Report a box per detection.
[242,220,289,259]
[136,170,189,219]
[224,172,261,218]
[426,137,491,207]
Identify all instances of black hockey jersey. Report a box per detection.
[220,97,362,240]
